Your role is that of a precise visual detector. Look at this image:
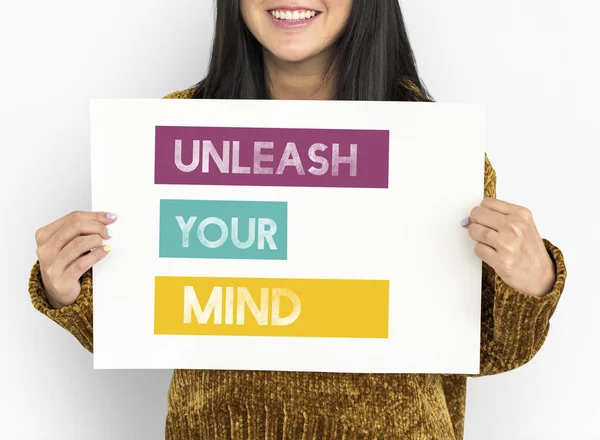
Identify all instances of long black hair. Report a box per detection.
[191,0,432,102]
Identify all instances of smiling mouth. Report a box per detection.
[268,8,322,22]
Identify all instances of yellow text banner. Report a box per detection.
[154,276,389,338]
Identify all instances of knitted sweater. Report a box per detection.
[29,88,567,440]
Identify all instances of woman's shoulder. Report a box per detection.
[162,88,195,99]
[397,77,429,102]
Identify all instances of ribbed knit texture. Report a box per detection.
[28,86,567,439]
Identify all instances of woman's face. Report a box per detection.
[241,0,353,63]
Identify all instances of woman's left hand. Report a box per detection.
[462,197,556,297]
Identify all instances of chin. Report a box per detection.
[267,44,323,64]
[272,51,312,63]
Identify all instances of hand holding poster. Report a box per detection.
[90,98,485,373]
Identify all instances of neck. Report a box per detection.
[263,49,336,100]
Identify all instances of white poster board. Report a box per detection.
[90,98,485,374]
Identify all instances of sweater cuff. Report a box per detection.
[29,261,94,353]
[492,238,566,360]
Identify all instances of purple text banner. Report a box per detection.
[155,126,389,188]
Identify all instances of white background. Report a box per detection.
[0,0,598,439]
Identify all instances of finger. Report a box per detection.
[468,206,506,232]
[48,218,112,254]
[467,223,500,249]
[480,197,522,215]
[36,211,116,245]
[36,215,71,245]
[64,245,111,280]
[54,234,105,272]
[474,241,499,268]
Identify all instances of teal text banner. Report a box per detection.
[159,199,288,260]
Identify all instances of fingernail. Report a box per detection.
[461,217,470,227]
[107,213,117,221]
[103,245,111,253]
[106,227,113,238]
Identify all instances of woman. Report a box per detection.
[30,0,567,438]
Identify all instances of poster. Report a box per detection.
[90,98,485,373]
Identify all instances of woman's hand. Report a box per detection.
[35,211,116,309]
[462,197,556,297]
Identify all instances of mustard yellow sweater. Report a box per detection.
[29,88,567,440]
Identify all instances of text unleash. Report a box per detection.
[155,126,390,188]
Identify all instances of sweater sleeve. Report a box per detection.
[474,154,567,376]
[29,260,94,353]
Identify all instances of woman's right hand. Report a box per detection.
[35,211,116,310]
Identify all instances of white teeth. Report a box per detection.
[270,9,319,21]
